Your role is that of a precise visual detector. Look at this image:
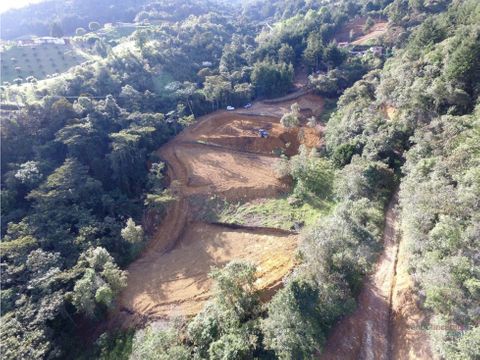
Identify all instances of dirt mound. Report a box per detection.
[118,222,297,319]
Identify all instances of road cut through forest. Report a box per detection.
[319,192,434,360]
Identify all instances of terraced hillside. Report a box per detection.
[115,93,326,325]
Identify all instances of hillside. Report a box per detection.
[1,0,479,359]
[116,93,327,325]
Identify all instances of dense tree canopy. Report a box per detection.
[1,0,479,359]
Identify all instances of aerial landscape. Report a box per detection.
[0,0,479,359]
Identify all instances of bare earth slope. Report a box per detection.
[115,95,325,326]
[123,223,297,318]
[351,22,388,45]
[334,17,387,44]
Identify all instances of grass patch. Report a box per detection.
[195,194,334,231]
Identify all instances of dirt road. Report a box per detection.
[390,220,434,360]
[115,95,325,325]
[320,193,400,360]
[319,192,434,360]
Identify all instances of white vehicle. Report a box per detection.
[244,103,252,109]
[226,106,235,111]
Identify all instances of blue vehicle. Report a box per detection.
[259,129,269,138]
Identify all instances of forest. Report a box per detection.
[0,0,479,359]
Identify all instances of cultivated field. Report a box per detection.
[1,43,87,83]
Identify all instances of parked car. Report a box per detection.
[226,106,235,111]
[244,103,252,109]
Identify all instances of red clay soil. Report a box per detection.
[319,192,434,360]
[121,223,297,319]
[320,193,398,360]
[390,225,435,359]
[113,94,325,326]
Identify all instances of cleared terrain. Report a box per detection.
[334,16,388,44]
[116,94,325,325]
[351,21,388,45]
